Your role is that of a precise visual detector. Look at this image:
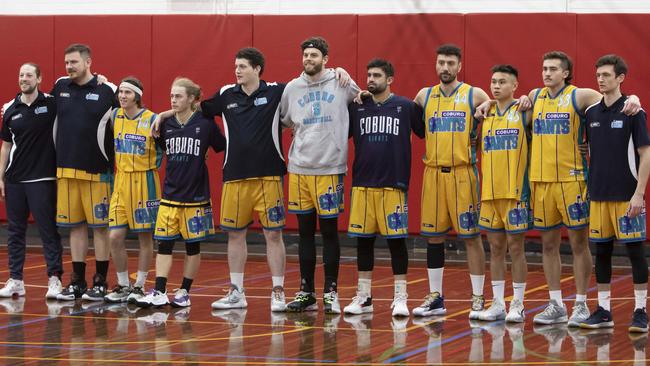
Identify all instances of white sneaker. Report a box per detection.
[135,289,169,308]
[344,292,373,315]
[171,288,191,308]
[212,284,247,309]
[45,276,62,299]
[568,301,590,327]
[506,299,526,323]
[270,285,286,312]
[478,299,506,321]
[323,291,341,314]
[391,293,409,317]
[0,279,25,298]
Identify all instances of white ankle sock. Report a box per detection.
[231,273,244,289]
[116,271,130,287]
[512,282,526,301]
[470,274,485,296]
[597,290,611,311]
[427,268,443,293]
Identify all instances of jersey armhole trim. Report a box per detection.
[423,87,433,113]
[571,88,585,119]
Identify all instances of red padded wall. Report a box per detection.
[0,16,56,218]
[575,14,650,104]
[53,16,154,105]
[1,13,649,236]
[464,13,577,98]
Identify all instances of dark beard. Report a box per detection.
[304,63,323,76]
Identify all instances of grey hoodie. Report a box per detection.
[280,69,360,175]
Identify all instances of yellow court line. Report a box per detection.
[0,310,397,334]
[0,356,645,365]
[0,326,308,346]
[0,260,73,274]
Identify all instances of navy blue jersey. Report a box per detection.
[587,95,650,201]
[201,81,287,182]
[1,92,57,183]
[51,76,118,174]
[157,112,226,203]
[349,94,424,189]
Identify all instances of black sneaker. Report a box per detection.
[56,274,87,301]
[579,306,614,329]
[286,291,318,312]
[82,273,108,302]
[629,308,649,333]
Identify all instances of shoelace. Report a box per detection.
[273,290,283,301]
[295,293,310,302]
[392,294,407,307]
[324,293,336,304]
[421,294,435,307]
[541,303,559,316]
[471,296,484,310]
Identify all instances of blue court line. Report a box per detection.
[0,304,108,331]
[0,343,336,363]
[382,273,632,364]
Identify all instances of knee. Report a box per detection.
[571,240,591,256]
[264,230,284,245]
[463,236,484,250]
[186,242,200,256]
[490,241,508,257]
[542,240,560,254]
[108,230,124,244]
[595,241,614,257]
[157,240,174,255]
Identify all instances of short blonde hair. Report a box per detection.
[172,77,201,102]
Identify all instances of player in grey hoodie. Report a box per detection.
[280,36,360,313]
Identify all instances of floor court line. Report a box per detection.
[387,274,633,364]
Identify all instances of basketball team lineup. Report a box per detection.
[1,32,648,360]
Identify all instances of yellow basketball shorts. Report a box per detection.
[420,165,480,238]
[220,177,285,231]
[108,170,161,232]
[479,199,532,234]
[531,181,589,230]
[57,176,113,227]
[589,200,646,242]
[348,187,408,238]
[153,200,215,242]
[288,173,344,218]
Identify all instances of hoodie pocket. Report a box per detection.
[293,128,341,168]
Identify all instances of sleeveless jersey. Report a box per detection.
[112,108,163,172]
[480,102,529,201]
[530,85,586,182]
[423,82,477,167]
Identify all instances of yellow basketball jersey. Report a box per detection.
[480,102,529,201]
[529,85,586,182]
[423,83,477,167]
[112,108,162,172]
